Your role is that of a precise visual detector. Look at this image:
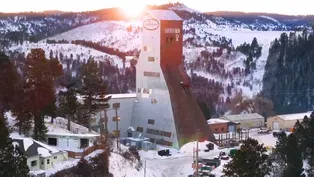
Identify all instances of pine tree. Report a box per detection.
[24,48,54,141]
[275,131,288,160]
[0,114,29,177]
[282,134,305,177]
[223,138,270,177]
[58,81,80,130]
[78,59,109,131]
[0,52,19,115]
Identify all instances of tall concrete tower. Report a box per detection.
[131,10,216,149]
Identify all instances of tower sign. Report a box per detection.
[143,19,159,30]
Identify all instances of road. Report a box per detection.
[144,149,233,177]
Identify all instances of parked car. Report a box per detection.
[258,127,270,134]
[220,156,230,160]
[273,130,284,137]
[158,149,171,157]
[229,149,237,157]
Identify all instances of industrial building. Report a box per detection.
[220,113,265,129]
[90,10,215,149]
[266,111,312,131]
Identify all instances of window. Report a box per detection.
[144,71,160,77]
[47,138,57,146]
[156,140,173,146]
[137,127,143,132]
[41,160,44,165]
[54,156,57,159]
[137,88,141,93]
[31,160,37,167]
[143,46,153,52]
[148,119,155,125]
[148,57,155,62]
[47,159,50,164]
[146,128,172,137]
[221,128,224,131]
[214,128,218,132]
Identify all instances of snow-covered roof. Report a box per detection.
[108,93,136,99]
[127,137,150,142]
[12,137,62,158]
[223,113,264,121]
[207,118,230,124]
[46,132,100,138]
[146,10,182,21]
[277,111,312,121]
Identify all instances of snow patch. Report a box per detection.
[23,138,34,151]
[37,147,52,158]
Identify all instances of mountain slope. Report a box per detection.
[3,3,311,116]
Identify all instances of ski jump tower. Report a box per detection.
[131,10,216,149]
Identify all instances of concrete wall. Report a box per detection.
[40,152,68,170]
[131,89,179,148]
[27,155,41,171]
[232,119,264,129]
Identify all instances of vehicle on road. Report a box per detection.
[257,127,270,134]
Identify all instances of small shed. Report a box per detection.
[141,141,156,151]
[221,113,265,129]
[126,137,150,150]
[267,111,312,131]
[207,118,240,133]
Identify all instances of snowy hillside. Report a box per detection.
[43,17,284,98]
[9,42,126,68]
[46,21,142,52]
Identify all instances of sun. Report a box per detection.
[119,2,147,18]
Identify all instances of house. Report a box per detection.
[12,137,68,171]
[266,111,312,131]
[207,118,240,133]
[220,113,265,129]
[46,132,100,152]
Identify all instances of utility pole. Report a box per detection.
[104,108,108,136]
[195,132,200,177]
[144,160,146,177]
[113,102,120,151]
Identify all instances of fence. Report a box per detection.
[67,144,106,159]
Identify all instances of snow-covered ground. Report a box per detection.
[9,42,126,68]
[47,21,142,52]
[140,130,279,177]
[6,112,161,177]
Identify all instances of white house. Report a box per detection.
[46,132,99,152]
[12,137,68,171]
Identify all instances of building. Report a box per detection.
[12,137,68,171]
[220,113,265,129]
[46,132,99,152]
[91,93,136,138]
[207,118,240,133]
[266,111,312,131]
[91,10,215,149]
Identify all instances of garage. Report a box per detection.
[272,121,279,130]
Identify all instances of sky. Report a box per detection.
[1,0,314,15]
